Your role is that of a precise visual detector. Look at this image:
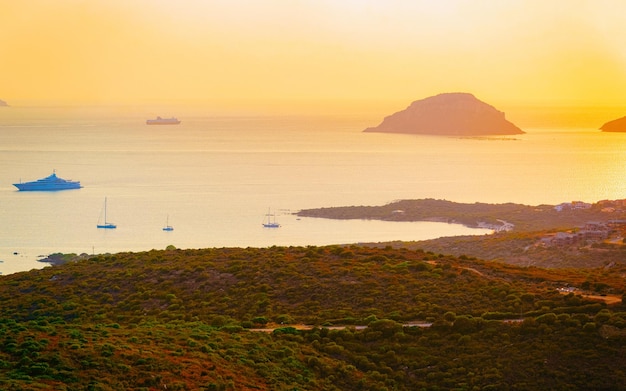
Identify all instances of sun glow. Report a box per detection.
[1,0,626,116]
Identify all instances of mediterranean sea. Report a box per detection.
[0,106,625,274]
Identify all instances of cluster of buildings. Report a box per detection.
[553,201,592,212]
[596,199,626,213]
[555,199,626,213]
[540,200,626,247]
[539,222,615,247]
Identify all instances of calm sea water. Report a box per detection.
[1,106,625,275]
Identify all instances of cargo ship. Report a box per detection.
[146,116,181,125]
[13,171,82,191]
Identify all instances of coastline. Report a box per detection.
[296,198,626,232]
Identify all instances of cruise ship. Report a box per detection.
[13,171,82,191]
[146,116,181,125]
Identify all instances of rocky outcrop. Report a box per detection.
[600,116,626,132]
[364,93,524,136]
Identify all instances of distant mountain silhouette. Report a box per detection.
[364,93,524,136]
[600,116,626,132]
[0,99,8,107]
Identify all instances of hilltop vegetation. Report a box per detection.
[0,245,625,389]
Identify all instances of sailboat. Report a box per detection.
[97,197,117,229]
[262,208,280,228]
[163,215,174,231]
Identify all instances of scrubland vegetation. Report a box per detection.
[368,229,626,269]
[0,245,624,390]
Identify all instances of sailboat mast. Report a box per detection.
[97,197,116,229]
[262,207,280,228]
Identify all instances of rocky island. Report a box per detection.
[364,92,524,136]
[600,116,626,132]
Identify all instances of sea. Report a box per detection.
[1,106,625,275]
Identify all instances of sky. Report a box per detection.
[2,0,626,114]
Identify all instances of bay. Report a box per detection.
[0,106,625,275]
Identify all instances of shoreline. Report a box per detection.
[296,198,626,232]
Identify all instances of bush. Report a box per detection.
[251,317,268,325]
[583,322,596,332]
[536,313,557,325]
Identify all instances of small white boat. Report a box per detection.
[262,208,280,228]
[163,215,174,231]
[97,197,117,229]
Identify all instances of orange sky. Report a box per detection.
[2,0,626,114]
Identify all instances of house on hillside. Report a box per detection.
[555,201,592,212]
[540,221,610,247]
[580,222,609,241]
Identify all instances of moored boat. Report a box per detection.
[97,197,117,229]
[163,215,174,231]
[13,171,82,191]
[146,116,181,125]
[262,208,280,228]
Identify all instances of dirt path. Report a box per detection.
[249,321,432,333]
[559,291,622,305]
[582,294,622,305]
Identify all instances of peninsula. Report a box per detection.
[364,92,524,136]
[600,116,626,132]
[297,198,626,268]
[296,198,625,232]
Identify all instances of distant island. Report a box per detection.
[0,99,8,107]
[600,116,626,132]
[364,92,524,136]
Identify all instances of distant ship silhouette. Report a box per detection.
[146,116,181,125]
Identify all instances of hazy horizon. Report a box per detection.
[2,99,625,131]
[2,0,626,122]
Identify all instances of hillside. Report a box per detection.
[0,246,625,389]
[363,231,626,269]
[363,93,524,136]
